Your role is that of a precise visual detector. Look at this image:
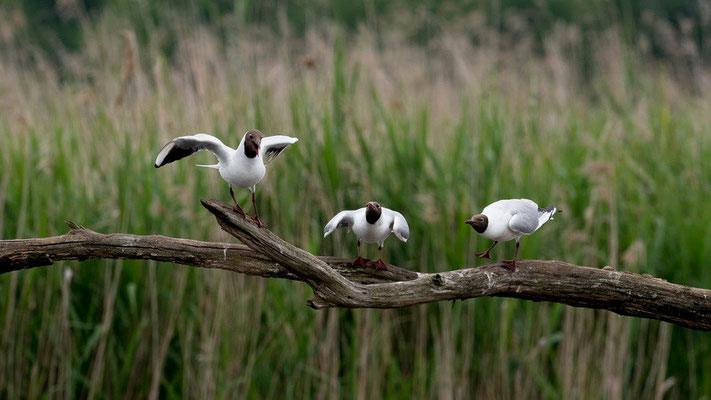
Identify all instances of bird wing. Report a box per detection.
[154,134,233,168]
[323,209,360,237]
[508,212,540,235]
[260,135,299,164]
[507,200,541,235]
[385,208,410,242]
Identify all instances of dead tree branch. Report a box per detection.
[1,199,710,331]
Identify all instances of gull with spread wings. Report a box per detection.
[324,202,410,270]
[155,130,298,227]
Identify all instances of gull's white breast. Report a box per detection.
[352,211,392,244]
[219,152,265,189]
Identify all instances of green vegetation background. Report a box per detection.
[2,0,711,398]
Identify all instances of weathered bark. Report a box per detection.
[0,223,415,284]
[1,199,710,331]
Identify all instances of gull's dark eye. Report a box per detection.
[248,134,253,139]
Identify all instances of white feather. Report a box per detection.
[260,135,299,164]
[155,131,299,191]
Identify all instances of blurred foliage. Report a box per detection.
[5,0,711,56]
[3,0,711,398]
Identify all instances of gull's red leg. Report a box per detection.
[373,245,387,270]
[352,240,370,266]
[250,191,266,228]
[501,241,519,272]
[475,241,498,259]
[230,186,247,218]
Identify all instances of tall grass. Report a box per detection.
[1,11,711,399]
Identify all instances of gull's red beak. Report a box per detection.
[464,219,474,226]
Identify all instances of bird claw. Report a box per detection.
[233,206,247,218]
[373,259,388,270]
[501,260,517,272]
[474,251,491,259]
[251,215,266,228]
[352,256,371,267]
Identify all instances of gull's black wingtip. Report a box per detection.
[538,205,557,213]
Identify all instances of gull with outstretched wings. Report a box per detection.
[324,202,409,270]
[155,130,298,227]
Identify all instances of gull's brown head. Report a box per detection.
[244,130,263,158]
[365,202,382,224]
[465,214,488,234]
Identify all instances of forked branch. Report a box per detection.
[1,199,710,331]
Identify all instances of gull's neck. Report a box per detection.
[235,136,261,162]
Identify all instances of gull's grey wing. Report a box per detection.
[385,208,410,242]
[155,134,233,167]
[323,209,361,237]
[508,210,540,235]
[260,135,299,164]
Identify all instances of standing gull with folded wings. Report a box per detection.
[465,198,559,271]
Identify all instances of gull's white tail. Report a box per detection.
[196,164,219,169]
[537,206,559,229]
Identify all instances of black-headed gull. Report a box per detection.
[323,202,409,270]
[155,130,298,227]
[465,199,559,271]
